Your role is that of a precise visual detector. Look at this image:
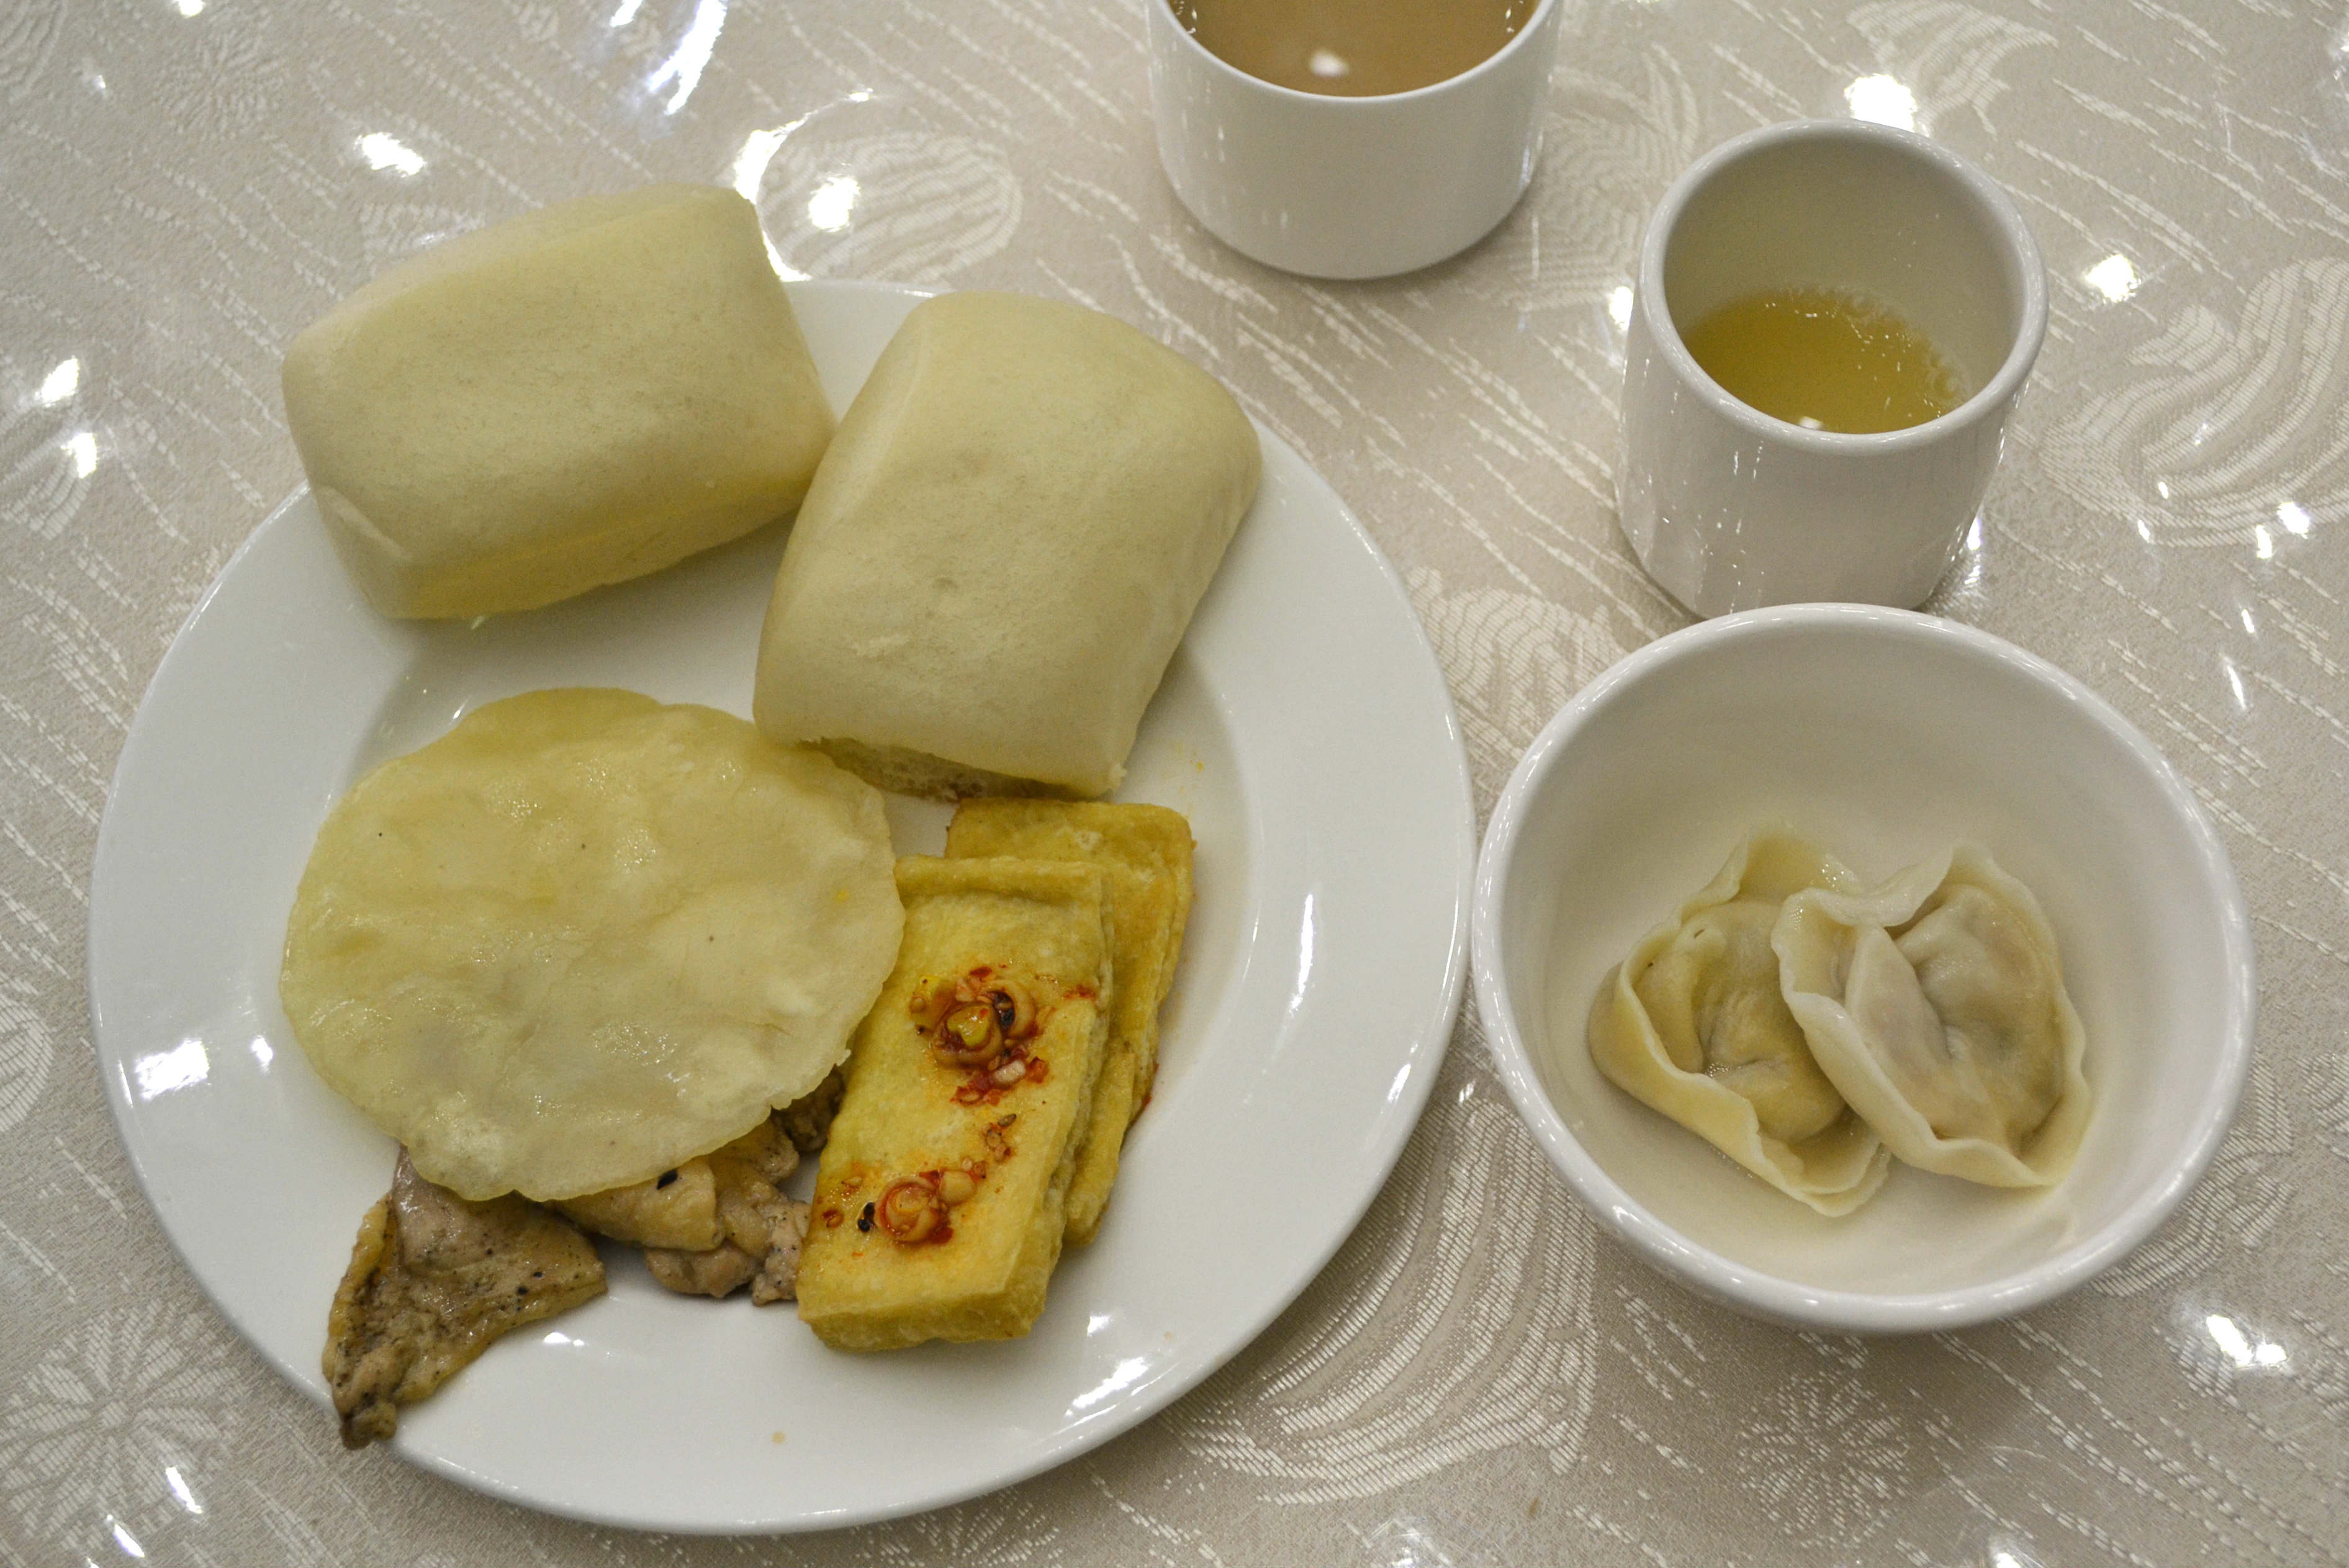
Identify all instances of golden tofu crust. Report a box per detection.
[796,857,1112,1350]
[944,801,1193,1243]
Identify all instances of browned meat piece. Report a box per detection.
[556,1158,722,1250]
[777,1068,846,1154]
[323,1153,605,1449]
[642,1115,812,1303]
[712,1114,801,1190]
[555,1100,814,1252]
[749,1201,810,1306]
[644,1241,761,1297]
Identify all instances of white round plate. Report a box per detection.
[88,281,1475,1533]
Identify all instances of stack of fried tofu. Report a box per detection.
[795,802,1192,1351]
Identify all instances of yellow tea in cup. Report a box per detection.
[1680,287,1963,435]
[1167,0,1536,97]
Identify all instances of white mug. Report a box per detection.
[1145,0,1565,280]
[1616,119,2047,618]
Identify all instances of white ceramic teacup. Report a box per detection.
[1617,120,2047,618]
[1145,0,1565,280]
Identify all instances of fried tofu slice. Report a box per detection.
[944,801,1193,1244]
[796,857,1112,1350]
[324,1153,605,1448]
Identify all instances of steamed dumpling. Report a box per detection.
[1587,829,1891,1216]
[1774,845,2090,1187]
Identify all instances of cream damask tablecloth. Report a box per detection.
[4,0,2345,1562]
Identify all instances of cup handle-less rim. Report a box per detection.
[1634,119,2050,455]
[1152,0,1561,108]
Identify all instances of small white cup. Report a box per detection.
[1617,120,2047,618]
[1145,0,1565,280]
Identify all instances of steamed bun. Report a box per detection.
[282,184,832,620]
[752,291,1260,800]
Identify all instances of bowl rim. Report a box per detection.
[1469,602,2257,1332]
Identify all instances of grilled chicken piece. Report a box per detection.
[556,1158,722,1250]
[644,1115,811,1303]
[644,1240,760,1298]
[749,1204,811,1306]
[715,1115,801,1189]
[324,1153,604,1449]
[644,1194,810,1303]
[559,1069,841,1255]
[777,1068,846,1154]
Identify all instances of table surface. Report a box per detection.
[4,1,2345,1564]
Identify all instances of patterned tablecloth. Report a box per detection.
[4,1,2345,1562]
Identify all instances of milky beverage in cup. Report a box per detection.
[1145,0,1566,279]
[1168,0,1536,96]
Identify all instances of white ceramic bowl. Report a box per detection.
[1471,605,2255,1331]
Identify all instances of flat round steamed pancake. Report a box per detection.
[281,688,903,1202]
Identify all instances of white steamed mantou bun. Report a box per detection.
[1587,828,1892,1216]
[752,291,1261,800]
[279,689,903,1202]
[282,184,833,620]
[1775,845,2091,1187]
